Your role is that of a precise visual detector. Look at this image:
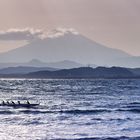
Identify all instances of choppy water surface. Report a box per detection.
[0,79,140,140]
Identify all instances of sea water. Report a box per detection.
[0,79,140,140]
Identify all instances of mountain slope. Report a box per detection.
[128,68,140,76]
[0,59,83,69]
[45,60,84,69]
[0,31,137,67]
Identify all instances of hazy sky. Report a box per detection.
[0,0,140,55]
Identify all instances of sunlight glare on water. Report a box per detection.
[0,79,140,139]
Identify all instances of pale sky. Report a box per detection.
[0,0,140,56]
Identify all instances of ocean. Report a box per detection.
[0,79,140,140]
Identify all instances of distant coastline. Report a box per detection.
[0,67,140,79]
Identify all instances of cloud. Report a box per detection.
[47,28,79,38]
[0,28,45,41]
[0,28,79,41]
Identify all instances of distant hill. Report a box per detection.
[128,68,140,76]
[0,66,57,74]
[0,59,84,69]
[45,60,84,69]
[0,66,140,79]
[24,67,136,79]
[0,30,139,67]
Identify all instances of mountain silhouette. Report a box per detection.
[1,66,140,79]
[0,30,139,67]
[0,66,57,74]
[0,59,83,69]
[21,67,137,79]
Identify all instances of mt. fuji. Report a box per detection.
[0,28,139,67]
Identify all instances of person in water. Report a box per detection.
[17,101,20,104]
[2,101,5,105]
[27,100,30,104]
[7,101,10,104]
[11,101,15,104]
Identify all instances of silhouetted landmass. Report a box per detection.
[25,67,135,79]
[128,68,140,76]
[0,66,139,79]
[0,66,57,74]
[0,59,84,69]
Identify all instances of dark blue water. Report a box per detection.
[0,79,140,140]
